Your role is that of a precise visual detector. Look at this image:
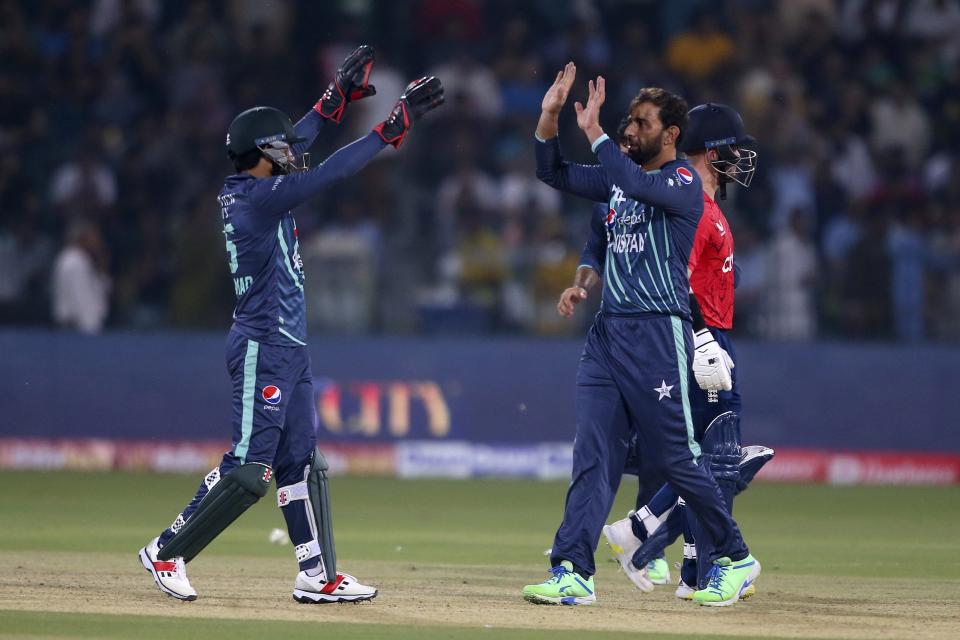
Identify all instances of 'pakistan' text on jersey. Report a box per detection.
[581,191,736,329]
[537,133,702,318]
[217,109,387,346]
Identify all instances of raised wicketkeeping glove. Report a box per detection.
[315,45,376,123]
[692,328,734,391]
[373,76,444,148]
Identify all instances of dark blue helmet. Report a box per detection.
[678,103,756,187]
[226,106,309,173]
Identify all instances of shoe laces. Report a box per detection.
[546,565,570,583]
[705,563,727,594]
[174,556,187,578]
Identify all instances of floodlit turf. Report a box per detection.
[1,471,958,639]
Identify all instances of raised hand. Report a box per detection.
[542,62,577,115]
[316,44,377,123]
[574,76,605,138]
[374,76,445,148]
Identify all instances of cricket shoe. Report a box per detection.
[675,579,696,600]
[138,536,197,601]
[677,579,756,600]
[522,561,596,605]
[294,570,377,603]
[602,517,653,593]
[692,555,761,607]
[646,557,670,585]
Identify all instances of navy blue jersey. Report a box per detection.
[578,202,608,274]
[536,134,703,318]
[218,110,387,345]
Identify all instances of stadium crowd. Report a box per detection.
[1,0,959,341]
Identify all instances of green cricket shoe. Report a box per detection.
[692,554,761,607]
[522,561,596,605]
[646,558,671,585]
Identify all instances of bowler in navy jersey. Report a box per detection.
[521,63,759,608]
[138,46,444,605]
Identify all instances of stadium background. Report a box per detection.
[1,0,959,484]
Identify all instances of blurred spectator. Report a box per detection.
[0,0,955,341]
[665,14,735,82]
[430,49,503,120]
[48,146,118,219]
[870,82,932,168]
[763,209,818,340]
[51,220,111,333]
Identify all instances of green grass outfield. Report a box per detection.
[1,472,958,639]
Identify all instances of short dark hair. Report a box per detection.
[231,148,263,172]
[629,88,689,146]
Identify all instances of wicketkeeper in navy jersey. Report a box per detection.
[521,63,759,607]
[138,46,444,604]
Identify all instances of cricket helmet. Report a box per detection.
[678,102,756,187]
[225,106,309,173]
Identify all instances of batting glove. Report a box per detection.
[374,76,444,148]
[692,328,734,391]
[315,44,376,123]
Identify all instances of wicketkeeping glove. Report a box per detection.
[692,328,735,391]
[315,45,376,123]
[373,76,445,148]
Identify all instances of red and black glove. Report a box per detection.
[315,44,376,123]
[373,76,445,148]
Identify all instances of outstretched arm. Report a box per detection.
[595,138,699,211]
[251,133,388,214]
[292,45,378,156]
[576,76,699,211]
[534,63,610,202]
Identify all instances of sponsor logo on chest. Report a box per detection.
[607,184,653,254]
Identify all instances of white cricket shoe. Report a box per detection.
[602,514,653,593]
[293,570,377,604]
[675,579,696,600]
[138,536,197,601]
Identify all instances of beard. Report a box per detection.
[627,131,664,166]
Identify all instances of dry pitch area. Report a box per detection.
[1,472,958,639]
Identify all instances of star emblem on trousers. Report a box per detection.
[654,380,673,401]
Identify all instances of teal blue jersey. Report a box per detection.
[536,134,703,318]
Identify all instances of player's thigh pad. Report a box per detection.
[276,448,337,578]
[157,462,273,562]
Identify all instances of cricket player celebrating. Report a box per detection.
[138,45,444,603]
[522,62,759,607]
[599,103,775,599]
[557,115,670,585]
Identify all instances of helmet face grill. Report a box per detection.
[259,139,310,174]
[711,145,757,188]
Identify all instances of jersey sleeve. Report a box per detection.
[578,202,608,274]
[594,136,700,213]
[290,108,326,156]
[535,135,611,202]
[248,132,387,217]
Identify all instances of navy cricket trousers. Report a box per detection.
[550,313,749,577]
[158,328,317,547]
